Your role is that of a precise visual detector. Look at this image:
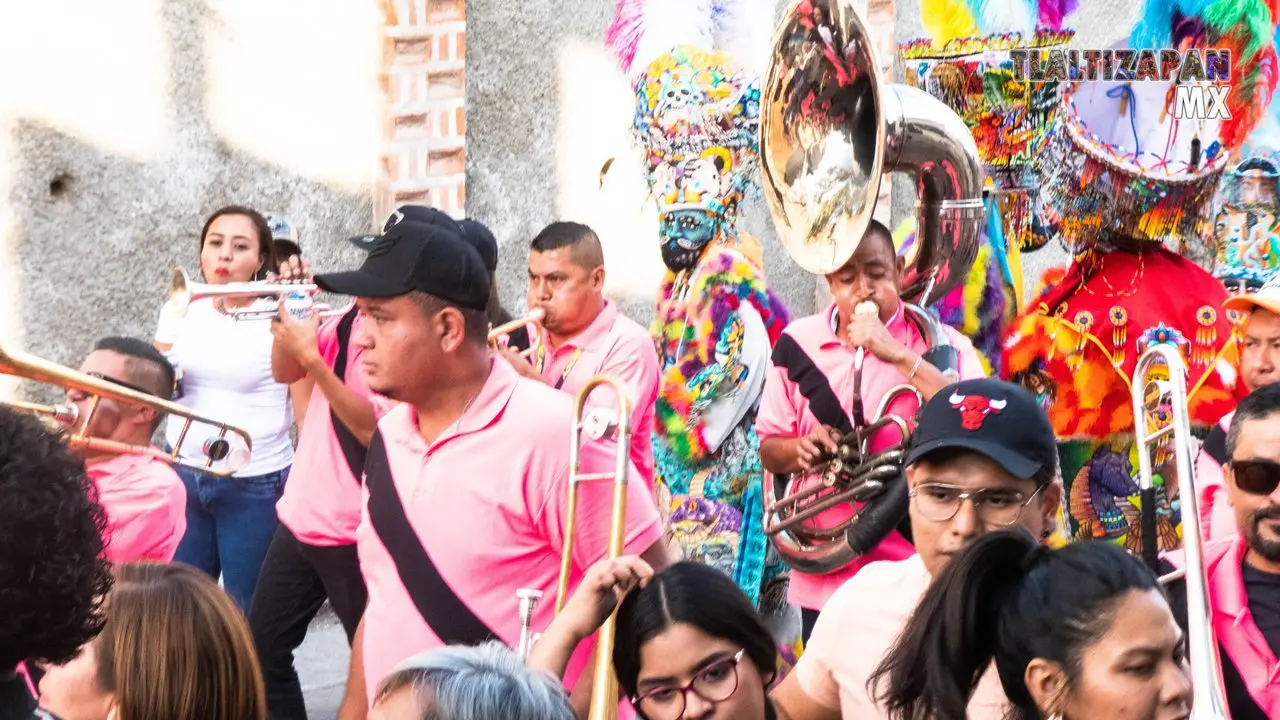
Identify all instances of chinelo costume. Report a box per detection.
[1003,0,1278,554]
[604,0,796,656]
[894,0,1079,377]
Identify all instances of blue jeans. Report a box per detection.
[172,463,289,612]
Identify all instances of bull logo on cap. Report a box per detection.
[949,392,1008,431]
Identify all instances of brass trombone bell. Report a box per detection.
[169,268,350,322]
[0,342,254,477]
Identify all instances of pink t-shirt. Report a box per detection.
[1165,535,1280,717]
[756,304,985,610]
[356,358,664,708]
[277,312,395,546]
[86,454,186,563]
[533,300,660,492]
[795,555,1009,718]
[1194,411,1239,543]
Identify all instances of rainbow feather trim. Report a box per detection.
[653,249,788,463]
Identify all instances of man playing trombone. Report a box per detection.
[68,336,187,564]
[498,221,660,491]
[1164,383,1280,718]
[315,217,669,719]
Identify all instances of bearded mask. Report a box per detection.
[633,46,760,271]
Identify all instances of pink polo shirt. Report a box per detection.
[86,454,186,563]
[1166,535,1280,717]
[277,312,394,547]
[356,358,664,708]
[756,303,984,610]
[1194,411,1239,543]
[533,300,659,491]
[796,555,1008,718]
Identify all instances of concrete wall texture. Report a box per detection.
[2,0,1143,399]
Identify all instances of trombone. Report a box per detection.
[489,308,545,360]
[516,375,632,720]
[0,342,254,477]
[170,268,352,322]
[1132,344,1230,719]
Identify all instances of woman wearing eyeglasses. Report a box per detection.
[871,530,1192,720]
[528,558,782,720]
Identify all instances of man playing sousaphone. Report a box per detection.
[756,221,985,642]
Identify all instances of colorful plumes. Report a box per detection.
[1037,0,1079,30]
[967,0,1036,36]
[1130,0,1175,48]
[652,248,788,463]
[605,0,646,74]
[922,0,980,46]
[1203,0,1273,63]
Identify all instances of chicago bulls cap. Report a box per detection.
[905,378,1057,481]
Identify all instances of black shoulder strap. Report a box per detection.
[1202,422,1229,466]
[770,334,854,434]
[330,307,368,483]
[364,430,500,646]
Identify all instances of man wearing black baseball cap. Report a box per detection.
[320,220,669,717]
[350,206,532,353]
[773,378,1063,720]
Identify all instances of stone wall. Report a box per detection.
[0,0,384,398]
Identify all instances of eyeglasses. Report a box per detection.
[1228,459,1280,496]
[909,482,1046,526]
[631,649,744,720]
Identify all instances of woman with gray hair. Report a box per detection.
[369,641,575,720]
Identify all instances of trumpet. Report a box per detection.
[1132,344,1230,719]
[0,342,254,477]
[515,376,631,720]
[169,269,352,322]
[489,308,545,360]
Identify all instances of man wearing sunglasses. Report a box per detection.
[1165,383,1280,718]
[771,378,1062,720]
[68,336,186,563]
[1196,280,1280,540]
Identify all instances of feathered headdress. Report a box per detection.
[605,0,775,81]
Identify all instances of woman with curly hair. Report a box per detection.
[0,407,113,719]
[37,562,267,720]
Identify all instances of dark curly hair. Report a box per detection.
[0,406,113,671]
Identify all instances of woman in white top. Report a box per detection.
[154,205,295,612]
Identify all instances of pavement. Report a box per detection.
[296,604,350,720]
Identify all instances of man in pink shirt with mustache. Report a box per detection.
[69,336,187,563]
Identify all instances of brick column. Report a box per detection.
[380,0,467,221]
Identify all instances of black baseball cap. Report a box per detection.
[457,219,499,273]
[348,204,455,251]
[905,378,1057,481]
[317,220,490,310]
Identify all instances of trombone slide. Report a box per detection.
[1132,344,1230,720]
[0,342,254,477]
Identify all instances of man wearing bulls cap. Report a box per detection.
[772,378,1063,720]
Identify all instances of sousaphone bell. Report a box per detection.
[759,0,985,573]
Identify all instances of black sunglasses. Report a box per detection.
[1228,459,1280,496]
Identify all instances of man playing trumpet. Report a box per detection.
[757,222,985,641]
[68,336,187,563]
[498,221,660,490]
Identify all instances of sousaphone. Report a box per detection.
[760,0,984,573]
